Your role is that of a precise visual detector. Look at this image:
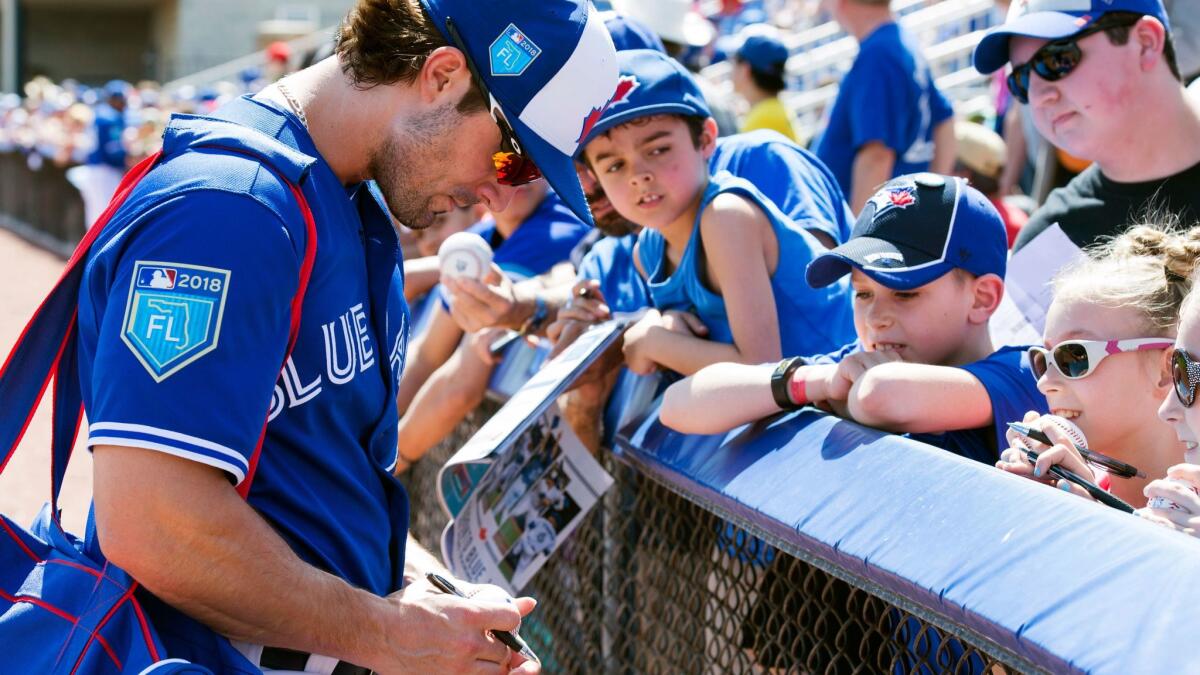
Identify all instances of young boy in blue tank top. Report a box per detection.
[663,174,1049,464]
[576,49,856,375]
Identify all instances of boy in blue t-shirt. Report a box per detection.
[663,174,1048,464]
[575,49,855,375]
[814,0,956,213]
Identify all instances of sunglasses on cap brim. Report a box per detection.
[1027,337,1174,381]
[444,17,543,187]
[1006,15,1141,105]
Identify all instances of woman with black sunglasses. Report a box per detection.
[997,224,1200,509]
[1145,274,1200,536]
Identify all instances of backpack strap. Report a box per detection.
[0,145,318,511]
[0,152,161,514]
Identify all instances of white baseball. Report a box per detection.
[465,583,521,630]
[438,232,493,280]
[1148,478,1200,512]
[1013,414,1088,451]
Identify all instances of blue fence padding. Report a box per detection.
[615,397,1200,674]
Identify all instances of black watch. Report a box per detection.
[770,356,806,410]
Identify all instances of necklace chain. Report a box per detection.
[277,81,308,129]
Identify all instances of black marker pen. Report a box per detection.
[425,572,540,664]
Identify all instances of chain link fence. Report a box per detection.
[402,407,1029,674]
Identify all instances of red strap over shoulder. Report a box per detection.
[0,145,318,505]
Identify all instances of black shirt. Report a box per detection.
[1014,159,1200,251]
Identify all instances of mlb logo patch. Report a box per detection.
[122,261,231,382]
[490,24,542,76]
[136,265,177,290]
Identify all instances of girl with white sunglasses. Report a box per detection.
[997,224,1200,508]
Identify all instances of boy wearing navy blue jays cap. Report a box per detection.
[663,174,1049,465]
[576,49,856,376]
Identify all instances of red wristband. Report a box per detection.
[788,374,807,406]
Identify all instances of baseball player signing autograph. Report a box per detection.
[76,0,618,672]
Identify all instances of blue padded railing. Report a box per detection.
[614,397,1200,674]
[400,319,1200,672]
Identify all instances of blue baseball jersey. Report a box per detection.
[814,22,955,198]
[810,343,1049,464]
[576,132,852,316]
[636,171,855,358]
[77,96,410,664]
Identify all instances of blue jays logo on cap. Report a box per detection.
[576,50,713,152]
[867,179,918,220]
[490,24,542,76]
[577,75,641,144]
[122,261,231,382]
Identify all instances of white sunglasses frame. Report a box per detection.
[1027,337,1174,380]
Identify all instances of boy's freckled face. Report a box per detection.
[583,115,710,232]
[850,269,976,367]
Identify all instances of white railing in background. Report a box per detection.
[702,0,996,138]
[162,26,338,93]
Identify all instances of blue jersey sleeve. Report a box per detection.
[82,190,301,485]
[959,346,1050,453]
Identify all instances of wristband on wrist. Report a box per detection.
[521,295,548,334]
[770,356,807,410]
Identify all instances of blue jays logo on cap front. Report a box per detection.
[490,24,542,76]
[122,261,231,382]
[867,178,918,221]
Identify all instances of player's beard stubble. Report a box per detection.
[370,101,479,231]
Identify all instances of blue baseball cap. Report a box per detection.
[974,0,1170,74]
[576,49,711,153]
[806,174,1007,291]
[103,80,130,100]
[736,33,789,74]
[418,0,620,226]
[603,12,667,53]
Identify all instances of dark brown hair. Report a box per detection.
[335,0,486,111]
[1100,11,1181,82]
